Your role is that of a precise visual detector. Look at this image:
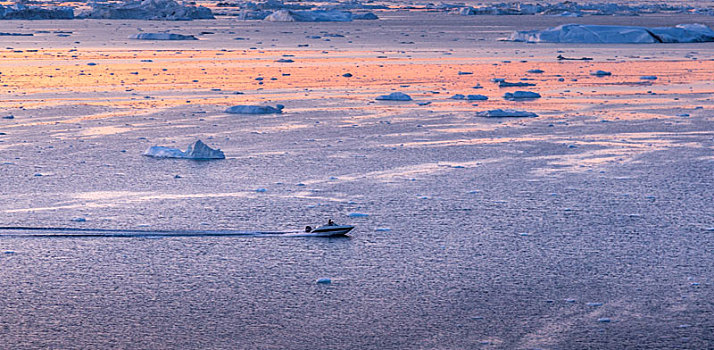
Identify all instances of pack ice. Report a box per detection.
[143,140,225,160]
[507,23,714,43]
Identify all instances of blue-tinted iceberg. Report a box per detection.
[0,4,74,19]
[507,23,714,43]
[143,140,225,160]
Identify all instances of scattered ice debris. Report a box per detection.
[475,109,538,118]
[504,91,541,100]
[225,105,284,114]
[71,217,87,222]
[640,75,658,80]
[466,94,488,101]
[348,213,369,218]
[498,81,536,88]
[376,92,412,101]
[81,0,213,20]
[143,140,225,160]
[129,33,197,40]
[375,228,391,232]
[265,9,353,22]
[590,70,612,76]
[507,24,714,43]
[316,278,332,284]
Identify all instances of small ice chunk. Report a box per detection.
[275,58,294,63]
[640,75,657,80]
[590,70,612,76]
[527,69,544,73]
[2,115,13,119]
[504,91,541,100]
[597,318,611,323]
[376,92,412,101]
[71,217,87,222]
[586,302,603,307]
[475,109,538,118]
[316,278,332,284]
[498,81,536,87]
[255,188,267,192]
[450,94,465,100]
[466,94,488,100]
[375,228,391,232]
[348,213,369,218]
[225,105,284,114]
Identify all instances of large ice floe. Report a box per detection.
[143,140,225,160]
[507,23,714,43]
[0,4,74,19]
[264,9,354,22]
[82,0,214,20]
[475,109,538,118]
[225,105,284,114]
[129,33,197,40]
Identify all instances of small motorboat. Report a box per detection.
[305,224,354,237]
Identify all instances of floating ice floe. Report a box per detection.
[590,70,612,76]
[498,81,536,88]
[265,9,353,22]
[376,92,412,101]
[475,109,538,118]
[143,140,225,160]
[640,75,658,80]
[225,104,284,114]
[348,213,369,218]
[506,23,714,43]
[0,3,74,19]
[352,12,378,20]
[81,0,214,20]
[466,94,488,100]
[316,278,332,284]
[504,91,541,100]
[129,33,197,40]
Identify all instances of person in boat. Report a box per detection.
[327,219,335,226]
[305,226,312,232]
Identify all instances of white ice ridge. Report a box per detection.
[143,140,225,160]
[506,23,714,43]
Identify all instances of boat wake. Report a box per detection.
[0,226,342,238]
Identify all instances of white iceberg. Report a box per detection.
[129,33,197,40]
[376,92,412,101]
[475,109,538,118]
[82,0,214,20]
[504,91,541,100]
[265,9,353,22]
[143,140,225,160]
[225,105,284,114]
[506,23,714,43]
